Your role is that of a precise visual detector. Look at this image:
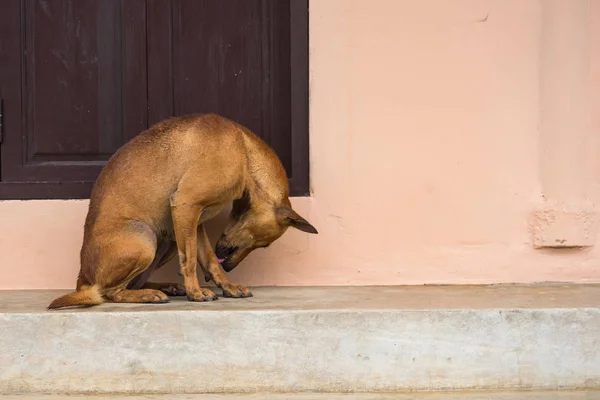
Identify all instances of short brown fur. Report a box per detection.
[48,114,317,309]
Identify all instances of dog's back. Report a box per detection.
[86,114,247,231]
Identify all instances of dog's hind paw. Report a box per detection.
[160,283,186,296]
[143,282,186,296]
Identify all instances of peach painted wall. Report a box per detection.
[2,0,600,289]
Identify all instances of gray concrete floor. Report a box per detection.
[2,285,599,395]
[2,284,600,314]
[3,390,600,399]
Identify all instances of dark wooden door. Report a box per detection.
[0,0,147,197]
[0,0,308,199]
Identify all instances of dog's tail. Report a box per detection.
[47,285,103,309]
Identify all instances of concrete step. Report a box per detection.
[0,285,599,395]
[3,392,600,399]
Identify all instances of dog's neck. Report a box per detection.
[240,131,290,207]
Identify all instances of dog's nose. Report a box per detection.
[215,245,237,260]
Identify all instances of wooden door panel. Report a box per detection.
[0,0,147,183]
[173,0,264,128]
[147,0,293,175]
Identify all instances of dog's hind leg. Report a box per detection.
[144,243,186,296]
[95,222,170,304]
[127,241,186,296]
[141,281,186,296]
[109,288,170,303]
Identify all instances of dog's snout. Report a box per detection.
[215,244,237,260]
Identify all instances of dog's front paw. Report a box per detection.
[186,288,218,302]
[220,283,253,298]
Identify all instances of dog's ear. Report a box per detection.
[276,206,318,234]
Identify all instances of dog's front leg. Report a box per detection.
[196,224,253,298]
[170,194,218,302]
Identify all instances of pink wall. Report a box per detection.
[1,0,600,289]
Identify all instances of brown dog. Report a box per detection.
[48,114,317,309]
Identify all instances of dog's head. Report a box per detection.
[215,193,317,272]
